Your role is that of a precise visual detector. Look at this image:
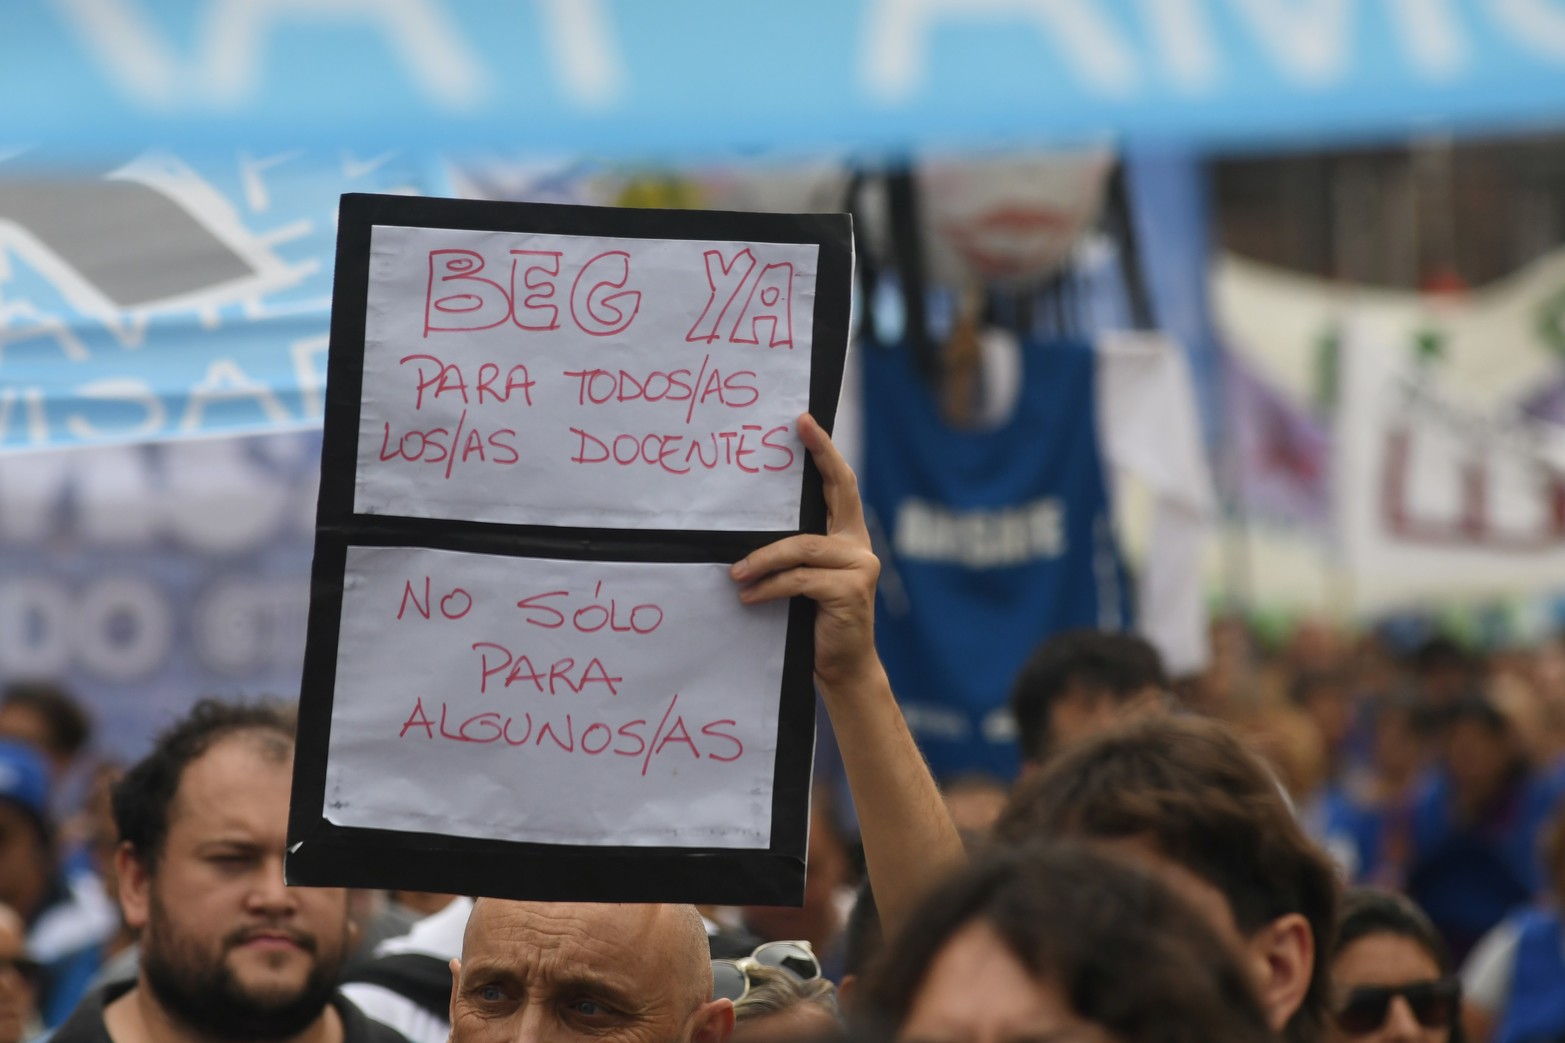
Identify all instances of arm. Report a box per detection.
[731,413,966,939]
[1460,916,1520,1043]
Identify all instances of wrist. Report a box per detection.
[815,656,891,705]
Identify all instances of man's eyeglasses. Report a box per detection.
[711,941,821,1002]
[1334,978,1460,1035]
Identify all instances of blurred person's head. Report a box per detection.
[1198,614,1258,715]
[1537,797,1565,899]
[390,891,458,917]
[994,714,1339,1043]
[112,698,355,1041]
[1488,672,1553,768]
[0,682,90,780]
[728,963,841,1043]
[858,844,1276,1043]
[744,793,852,954]
[1348,634,1401,701]
[940,774,1007,843]
[1409,638,1475,710]
[1288,619,1346,673]
[1367,694,1427,795]
[837,882,881,1012]
[1290,670,1355,759]
[449,898,733,1043]
[1240,706,1329,804]
[1438,697,1522,815]
[1533,635,1565,700]
[1009,630,1168,769]
[0,904,37,1043]
[1330,888,1460,1043]
[0,742,53,920]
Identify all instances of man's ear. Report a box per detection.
[447,958,462,1039]
[836,973,858,1012]
[114,841,151,932]
[689,998,735,1043]
[1246,913,1314,1034]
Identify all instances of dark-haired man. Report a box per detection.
[51,700,404,1043]
[1008,629,1168,772]
[995,714,1339,1043]
[0,740,111,1027]
[0,682,92,786]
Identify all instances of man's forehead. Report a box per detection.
[168,734,292,833]
[463,900,709,973]
[463,900,693,997]
[467,899,666,950]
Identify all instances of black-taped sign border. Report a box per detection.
[287,193,852,905]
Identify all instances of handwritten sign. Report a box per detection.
[325,548,788,847]
[288,195,852,904]
[359,226,820,530]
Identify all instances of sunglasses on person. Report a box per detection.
[1334,978,1460,1035]
[711,941,821,1002]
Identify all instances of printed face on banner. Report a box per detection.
[355,226,820,530]
[323,546,788,848]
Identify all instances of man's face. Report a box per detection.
[1445,720,1513,804]
[450,900,731,1043]
[0,909,36,1043]
[0,707,55,773]
[1047,684,1164,755]
[0,804,44,918]
[118,734,352,1042]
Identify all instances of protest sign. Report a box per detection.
[287,194,852,904]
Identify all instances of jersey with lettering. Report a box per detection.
[860,335,1130,780]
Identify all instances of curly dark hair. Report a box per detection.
[112,698,295,868]
[857,843,1275,1043]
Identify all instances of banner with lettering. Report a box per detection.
[1215,249,1565,611]
[0,431,318,764]
[6,3,1565,155]
[1334,325,1565,611]
[286,194,852,904]
[0,150,446,451]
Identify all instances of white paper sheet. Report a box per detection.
[354,225,819,530]
[323,546,788,848]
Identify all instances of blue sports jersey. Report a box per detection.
[860,337,1131,779]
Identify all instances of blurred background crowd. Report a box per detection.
[10,3,1565,1042]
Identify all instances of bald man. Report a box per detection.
[447,899,733,1043]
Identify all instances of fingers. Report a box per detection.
[736,565,872,606]
[798,413,865,536]
[727,415,877,601]
[730,533,871,583]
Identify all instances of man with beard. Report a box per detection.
[51,700,405,1043]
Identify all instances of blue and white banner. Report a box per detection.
[0,431,319,761]
[6,2,1565,155]
[0,150,445,449]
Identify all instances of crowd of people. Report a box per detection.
[0,418,1562,1043]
